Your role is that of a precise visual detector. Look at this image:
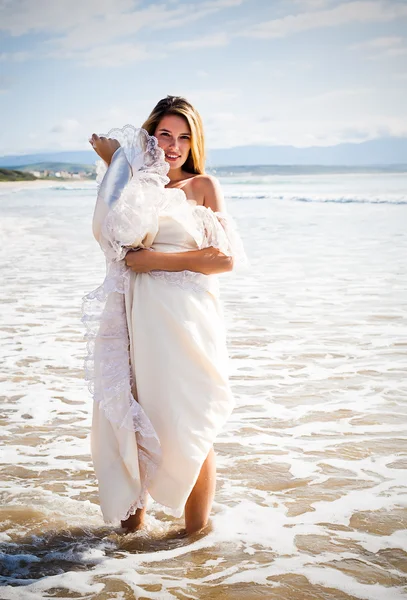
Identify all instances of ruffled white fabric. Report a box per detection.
[83,127,169,520]
[192,204,248,269]
[82,124,246,522]
[94,125,247,269]
[96,124,170,186]
[83,262,161,520]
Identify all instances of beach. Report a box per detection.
[0,170,407,599]
[0,180,95,190]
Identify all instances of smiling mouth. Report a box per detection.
[166,153,181,160]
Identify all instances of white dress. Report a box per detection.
[83,126,246,524]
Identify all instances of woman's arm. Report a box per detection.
[125,247,233,275]
[125,175,234,275]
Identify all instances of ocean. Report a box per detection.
[0,168,406,599]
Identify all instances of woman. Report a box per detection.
[84,95,245,535]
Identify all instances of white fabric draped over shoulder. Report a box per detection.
[82,125,247,523]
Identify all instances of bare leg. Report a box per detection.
[121,502,147,532]
[184,447,216,535]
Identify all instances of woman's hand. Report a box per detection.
[125,249,157,273]
[89,134,120,165]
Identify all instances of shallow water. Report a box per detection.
[0,172,407,599]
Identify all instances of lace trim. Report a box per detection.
[192,205,248,268]
[82,261,162,517]
[149,269,218,295]
[95,124,170,190]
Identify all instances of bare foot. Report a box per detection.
[121,508,145,532]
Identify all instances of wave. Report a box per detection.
[225,193,407,205]
[49,185,95,191]
[0,183,95,196]
[290,196,407,205]
[228,193,270,200]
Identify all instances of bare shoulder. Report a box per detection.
[190,174,225,212]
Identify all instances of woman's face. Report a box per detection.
[155,114,191,170]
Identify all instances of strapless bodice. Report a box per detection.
[152,215,199,253]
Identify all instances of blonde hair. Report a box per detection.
[142,95,205,174]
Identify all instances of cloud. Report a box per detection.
[0,74,13,94]
[243,1,407,39]
[50,42,165,68]
[177,87,239,107]
[0,0,241,66]
[202,109,407,149]
[0,0,135,36]
[44,118,88,151]
[169,32,230,49]
[0,0,244,41]
[303,87,374,103]
[50,119,81,134]
[32,107,149,152]
[0,51,31,62]
[151,0,244,31]
[351,35,404,50]
[289,0,335,9]
[3,109,407,154]
[44,3,222,53]
[351,35,407,59]
[379,46,407,57]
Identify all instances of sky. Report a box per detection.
[0,0,407,155]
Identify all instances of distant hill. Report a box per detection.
[210,164,407,175]
[0,152,97,168]
[207,137,407,167]
[14,162,95,174]
[1,137,406,167]
[0,168,36,182]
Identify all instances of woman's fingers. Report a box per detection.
[89,133,99,148]
[89,134,118,144]
[88,133,120,162]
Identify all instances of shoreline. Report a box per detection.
[0,179,96,190]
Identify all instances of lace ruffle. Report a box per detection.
[100,180,158,262]
[84,126,172,520]
[95,124,170,190]
[149,268,218,295]
[82,261,161,518]
[191,205,248,269]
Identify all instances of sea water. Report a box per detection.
[0,169,406,599]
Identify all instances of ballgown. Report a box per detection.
[82,126,246,523]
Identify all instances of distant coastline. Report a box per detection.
[0,163,406,183]
[0,162,95,182]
